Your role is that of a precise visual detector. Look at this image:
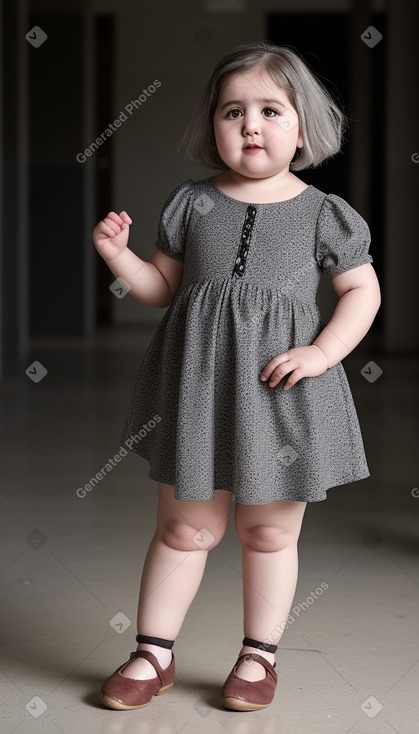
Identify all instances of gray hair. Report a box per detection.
[177,41,350,171]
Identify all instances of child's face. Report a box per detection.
[213,67,303,179]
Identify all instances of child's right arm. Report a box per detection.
[92,210,183,308]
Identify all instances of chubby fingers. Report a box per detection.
[120,210,132,224]
[260,352,294,388]
[102,211,132,237]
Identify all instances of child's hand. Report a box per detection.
[92,211,132,261]
[260,345,328,391]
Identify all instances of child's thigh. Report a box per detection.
[155,482,233,547]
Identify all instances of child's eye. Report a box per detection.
[225,107,280,119]
[263,107,279,117]
[225,108,242,119]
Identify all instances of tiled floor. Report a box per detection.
[1,324,418,733]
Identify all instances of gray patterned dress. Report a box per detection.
[120,176,374,504]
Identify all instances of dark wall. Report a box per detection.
[2,0,20,359]
[29,11,85,336]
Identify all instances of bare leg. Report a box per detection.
[122,482,233,679]
[234,499,307,681]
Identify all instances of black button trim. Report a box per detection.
[232,205,257,277]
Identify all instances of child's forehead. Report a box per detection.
[218,68,289,98]
[216,72,292,108]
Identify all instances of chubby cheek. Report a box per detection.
[283,123,301,149]
[214,122,235,155]
[218,138,235,159]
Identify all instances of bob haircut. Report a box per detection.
[178,40,350,171]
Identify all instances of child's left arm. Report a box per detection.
[260,262,381,391]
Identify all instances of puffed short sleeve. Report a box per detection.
[155,179,195,262]
[315,193,373,279]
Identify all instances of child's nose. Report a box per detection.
[243,115,261,136]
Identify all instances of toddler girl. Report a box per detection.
[93,40,381,712]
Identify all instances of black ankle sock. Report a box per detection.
[136,634,276,654]
[136,634,174,650]
[242,636,278,654]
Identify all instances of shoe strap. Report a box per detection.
[236,652,277,673]
[130,649,173,686]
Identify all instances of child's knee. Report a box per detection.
[237,524,294,552]
[158,521,225,551]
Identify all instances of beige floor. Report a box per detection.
[1,324,418,734]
